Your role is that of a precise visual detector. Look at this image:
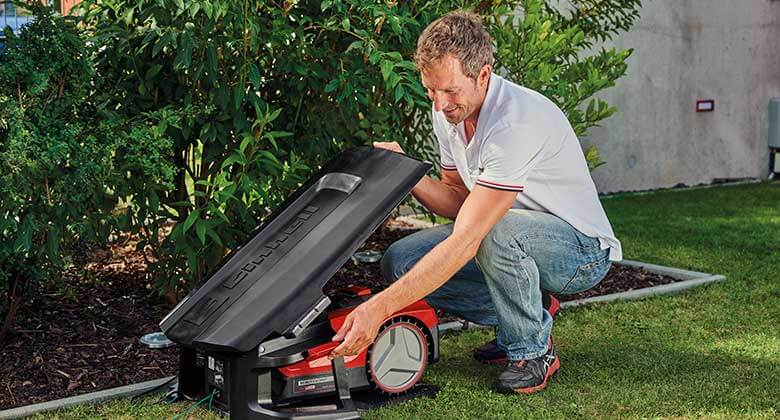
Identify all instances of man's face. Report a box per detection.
[420,55,490,125]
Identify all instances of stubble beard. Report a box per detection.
[444,106,467,124]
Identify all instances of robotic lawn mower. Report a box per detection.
[159,147,439,419]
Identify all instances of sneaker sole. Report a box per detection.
[511,356,560,394]
[475,355,508,365]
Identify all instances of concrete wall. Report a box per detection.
[582,0,780,193]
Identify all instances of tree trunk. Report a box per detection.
[164,289,178,305]
[0,273,21,345]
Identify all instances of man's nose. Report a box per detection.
[432,92,448,112]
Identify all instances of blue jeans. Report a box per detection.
[380,209,611,361]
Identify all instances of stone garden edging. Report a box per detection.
[0,376,175,420]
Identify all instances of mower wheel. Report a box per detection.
[365,316,429,394]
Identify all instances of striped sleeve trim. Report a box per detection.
[476,179,524,192]
[441,163,457,170]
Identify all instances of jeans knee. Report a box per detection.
[380,241,410,282]
[476,218,517,265]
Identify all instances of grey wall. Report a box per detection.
[582,0,780,193]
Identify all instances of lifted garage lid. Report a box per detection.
[160,147,431,353]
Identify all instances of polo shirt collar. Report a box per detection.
[473,73,500,140]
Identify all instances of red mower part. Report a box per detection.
[278,299,438,380]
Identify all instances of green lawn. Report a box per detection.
[35,182,780,419]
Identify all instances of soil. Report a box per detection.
[0,239,178,411]
[1,225,676,410]
[556,264,674,302]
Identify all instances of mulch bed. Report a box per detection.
[1,225,676,410]
[0,239,178,410]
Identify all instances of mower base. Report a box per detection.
[177,321,362,419]
[162,373,438,419]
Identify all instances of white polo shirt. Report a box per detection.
[433,73,622,261]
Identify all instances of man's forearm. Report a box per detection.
[328,183,518,359]
[411,176,468,219]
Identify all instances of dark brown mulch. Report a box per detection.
[1,225,676,410]
[557,264,674,302]
[0,239,179,410]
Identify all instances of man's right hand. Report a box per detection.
[373,141,405,154]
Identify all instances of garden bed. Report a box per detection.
[0,241,178,410]
[1,226,676,410]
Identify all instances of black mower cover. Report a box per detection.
[160,147,431,353]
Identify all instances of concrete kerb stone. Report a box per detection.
[598,179,762,200]
[0,376,175,420]
[0,261,724,418]
[439,259,726,334]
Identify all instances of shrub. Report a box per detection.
[0,2,108,341]
[78,0,639,297]
[0,2,174,341]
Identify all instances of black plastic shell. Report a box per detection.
[160,147,431,353]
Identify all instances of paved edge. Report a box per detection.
[0,376,175,420]
[617,259,713,280]
[559,274,726,308]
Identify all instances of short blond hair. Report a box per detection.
[413,11,494,79]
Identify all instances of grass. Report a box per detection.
[33,182,780,419]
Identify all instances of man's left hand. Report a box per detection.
[373,141,404,154]
[329,301,386,359]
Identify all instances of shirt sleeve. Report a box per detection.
[432,110,457,171]
[475,123,547,192]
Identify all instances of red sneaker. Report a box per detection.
[494,341,559,394]
[543,292,561,318]
[473,293,560,365]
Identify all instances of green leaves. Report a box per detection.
[324,79,340,93]
[380,59,394,81]
[146,64,163,80]
[70,0,638,299]
[12,218,33,254]
[248,62,262,87]
[0,3,144,318]
[152,30,177,58]
[490,0,637,158]
[181,209,200,233]
[173,32,194,70]
[195,220,207,245]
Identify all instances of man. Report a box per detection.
[329,11,621,394]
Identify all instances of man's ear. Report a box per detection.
[479,64,492,87]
